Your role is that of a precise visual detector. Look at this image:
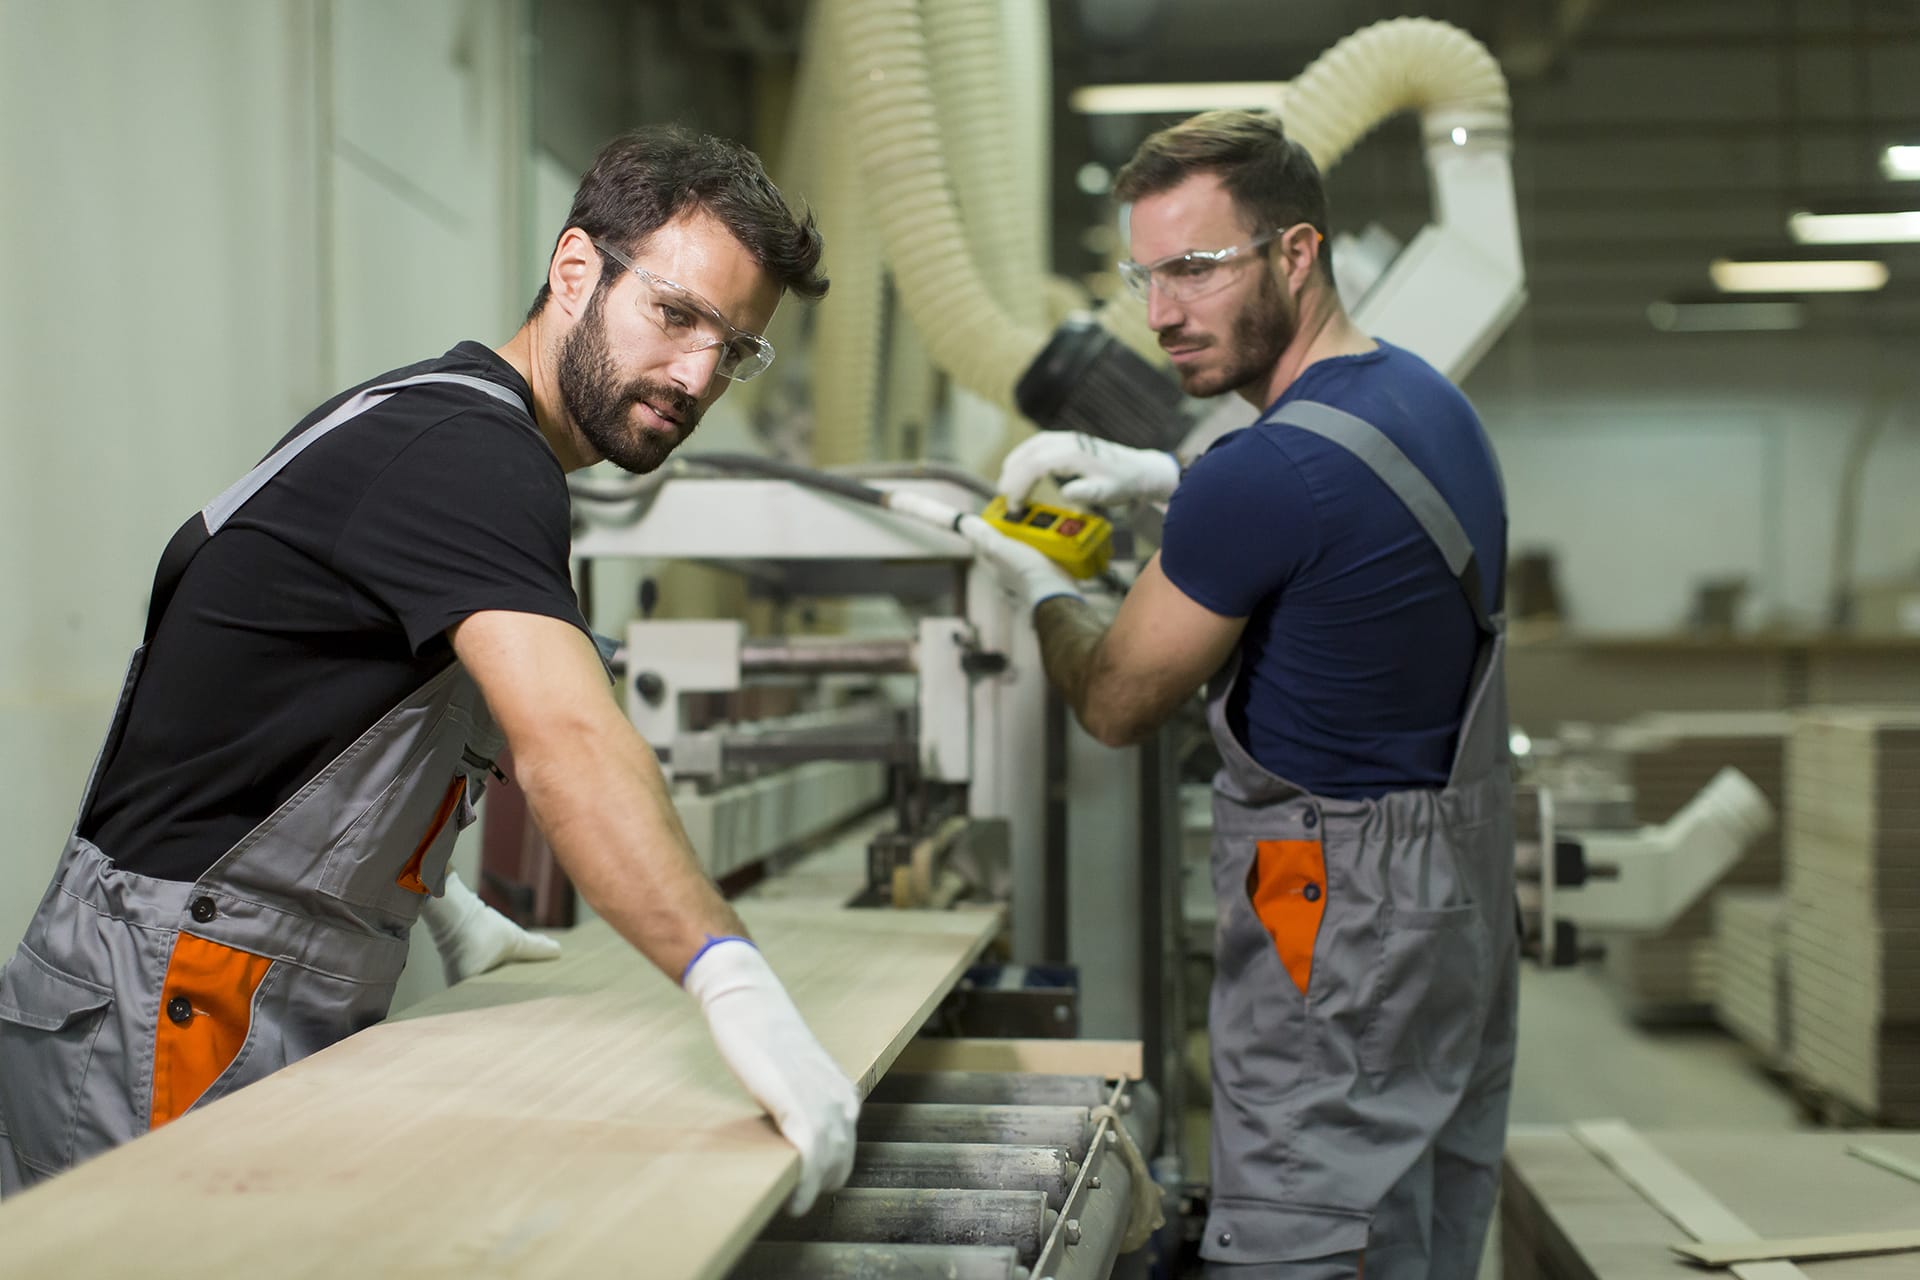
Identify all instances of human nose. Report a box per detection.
[667,342,725,399]
[1144,279,1184,331]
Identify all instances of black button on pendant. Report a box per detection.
[1303,810,1318,830]
[1303,882,1322,903]
[166,996,193,1025]
[190,896,217,924]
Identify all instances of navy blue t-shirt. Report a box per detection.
[1159,341,1505,798]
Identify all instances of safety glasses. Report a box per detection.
[1117,224,1319,303]
[594,239,775,382]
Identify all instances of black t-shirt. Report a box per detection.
[82,342,587,881]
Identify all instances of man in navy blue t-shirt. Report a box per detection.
[964,111,1516,1280]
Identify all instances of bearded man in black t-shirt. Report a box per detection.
[0,126,861,1213]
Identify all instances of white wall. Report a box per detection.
[0,0,530,1002]
[1465,331,1920,634]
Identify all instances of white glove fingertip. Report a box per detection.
[786,1169,823,1217]
[515,933,562,962]
[1059,476,1116,505]
[997,465,1041,512]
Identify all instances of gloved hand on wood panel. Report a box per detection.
[682,936,860,1215]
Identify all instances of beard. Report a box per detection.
[1168,269,1294,400]
[557,287,702,474]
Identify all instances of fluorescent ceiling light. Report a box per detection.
[1647,300,1806,332]
[1070,81,1287,115]
[1789,209,1920,244]
[1884,145,1920,180]
[1710,258,1888,293]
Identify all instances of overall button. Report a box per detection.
[166,996,192,1025]
[1303,810,1318,830]
[190,896,217,923]
[1218,1230,1233,1247]
[1303,882,1322,902]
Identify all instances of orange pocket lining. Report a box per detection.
[396,773,467,894]
[151,934,272,1129]
[1249,838,1328,995]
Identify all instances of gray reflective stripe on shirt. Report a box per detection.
[1267,399,1496,636]
[202,372,530,534]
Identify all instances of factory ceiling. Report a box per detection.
[1054,0,1920,340]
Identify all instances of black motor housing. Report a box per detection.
[1013,315,1187,452]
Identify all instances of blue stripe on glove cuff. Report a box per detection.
[680,933,756,984]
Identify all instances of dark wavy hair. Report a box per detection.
[527,124,827,321]
[1114,110,1333,283]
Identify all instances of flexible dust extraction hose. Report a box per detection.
[833,0,1046,412]
[925,0,1041,325]
[785,1,888,468]
[832,3,1514,449]
[1281,17,1509,170]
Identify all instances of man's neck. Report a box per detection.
[496,325,594,472]
[1241,287,1377,410]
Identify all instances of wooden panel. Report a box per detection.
[892,1037,1143,1079]
[1675,1228,1920,1268]
[1504,1127,1920,1278]
[0,905,1000,1280]
[1569,1121,1806,1280]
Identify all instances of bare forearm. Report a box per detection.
[1035,596,1119,739]
[514,716,744,980]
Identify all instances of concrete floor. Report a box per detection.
[1509,961,1800,1130]
[1478,960,1804,1277]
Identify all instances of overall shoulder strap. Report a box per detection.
[144,372,530,642]
[1266,399,1500,636]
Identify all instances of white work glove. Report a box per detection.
[958,515,1084,613]
[419,870,562,985]
[682,937,860,1215]
[997,430,1181,512]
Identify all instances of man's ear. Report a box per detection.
[1278,224,1322,294]
[549,227,601,320]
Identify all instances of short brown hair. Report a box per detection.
[1114,110,1332,282]
[528,125,827,321]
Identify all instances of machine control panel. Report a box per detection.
[980,495,1113,579]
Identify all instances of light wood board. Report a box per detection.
[1570,1121,1806,1280]
[1673,1228,1920,1268]
[0,905,999,1280]
[892,1036,1143,1079]
[1503,1127,1920,1280]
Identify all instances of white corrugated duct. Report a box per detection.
[785,1,888,467]
[832,8,1514,413]
[831,0,1048,412]
[1281,17,1509,168]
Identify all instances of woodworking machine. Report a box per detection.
[572,470,1042,926]
[733,1067,1162,1280]
[1515,768,1775,967]
[571,469,1182,1276]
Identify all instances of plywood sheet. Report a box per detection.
[1503,1127,1920,1279]
[0,905,1000,1280]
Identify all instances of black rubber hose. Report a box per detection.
[680,452,892,507]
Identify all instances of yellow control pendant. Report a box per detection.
[981,495,1113,580]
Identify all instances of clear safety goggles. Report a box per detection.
[594,239,775,382]
[1117,225,1319,303]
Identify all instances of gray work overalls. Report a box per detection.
[1202,401,1519,1279]
[0,373,526,1194]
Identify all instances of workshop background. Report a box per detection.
[5,1,1920,1274]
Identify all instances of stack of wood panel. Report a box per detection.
[1786,706,1920,1123]
[1600,712,1790,1019]
[1712,888,1789,1063]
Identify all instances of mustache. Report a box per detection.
[1157,329,1210,348]
[628,378,699,429]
